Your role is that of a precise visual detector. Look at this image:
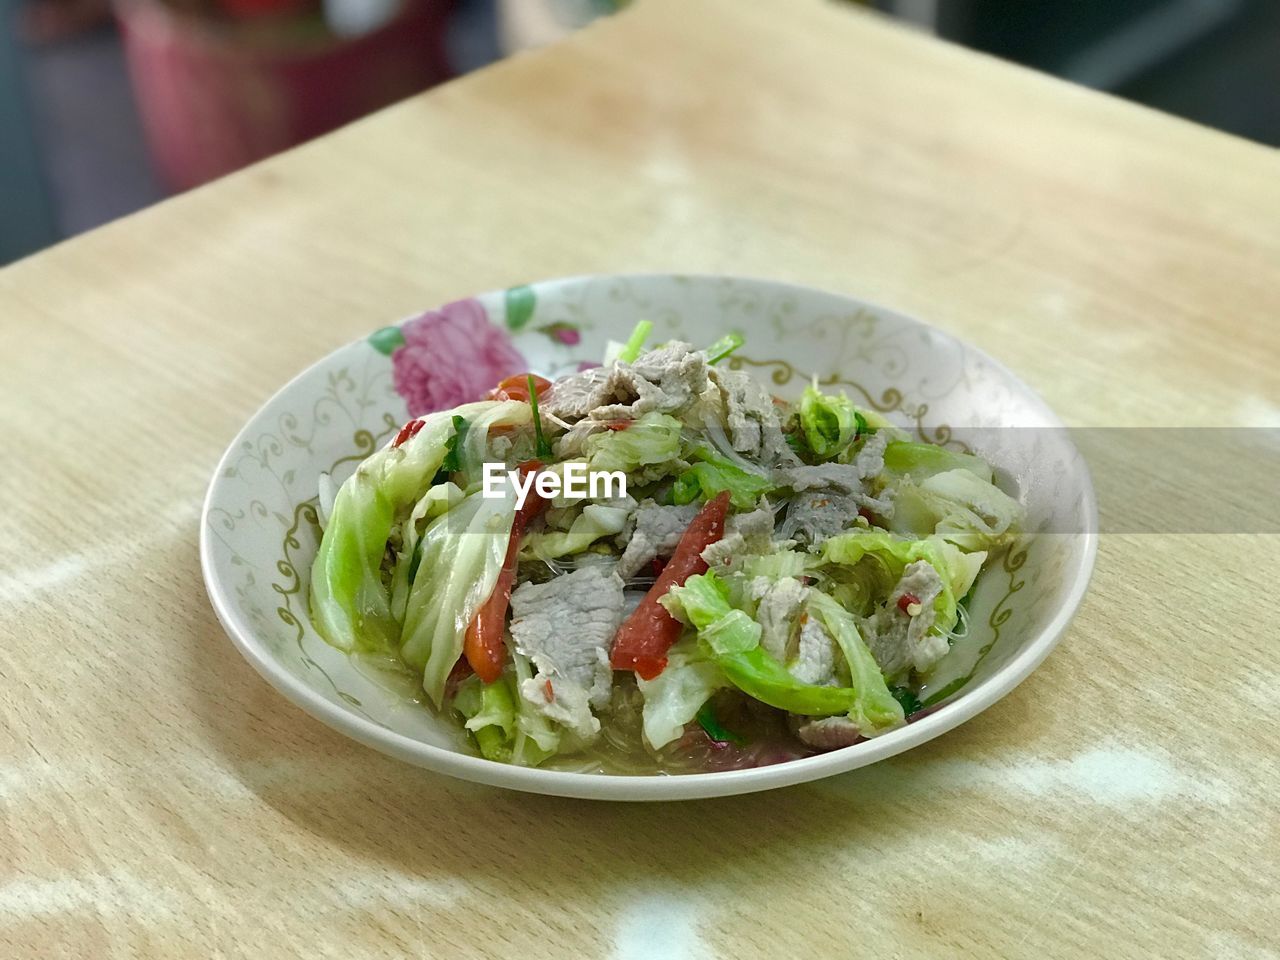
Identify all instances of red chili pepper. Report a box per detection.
[513,459,545,523]
[603,420,631,431]
[392,418,426,448]
[488,373,552,403]
[464,462,547,682]
[543,679,555,702]
[611,491,731,680]
[649,556,667,578]
[858,506,876,523]
[898,592,921,614]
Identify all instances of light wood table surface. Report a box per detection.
[4,1,1278,957]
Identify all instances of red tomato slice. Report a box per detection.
[489,374,552,403]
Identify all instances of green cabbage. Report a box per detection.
[888,467,1024,551]
[401,488,516,706]
[310,407,478,656]
[455,656,568,767]
[662,574,762,656]
[718,648,875,716]
[510,651,561,766]
[664,572,897,721]
[310,400,531,659]
[672,448,773,509]
[525,502,633,559]
[635,638,727,749]
[882,441,992,482]
[806,591,906,735]
[659,572,738,635]
[389,481,464,622]
[853,406,899,435]
[454,673,517,763]
[732,549,814,581]
[459,401,533,482]
[583,411,682,474]
[819,530,984,637]
[819,555,897,617]
[799,384,859,460]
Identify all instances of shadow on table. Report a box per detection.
[183,597,1044,904]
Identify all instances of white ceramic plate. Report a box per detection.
[201,274,1096,800]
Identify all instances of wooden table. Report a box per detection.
[4,1,1277,956]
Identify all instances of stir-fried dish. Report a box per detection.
[309,325,1024,771]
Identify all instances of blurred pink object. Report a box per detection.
[116,0,453,191]
[391,299,527,416]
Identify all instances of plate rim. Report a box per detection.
[199,272,1099,801]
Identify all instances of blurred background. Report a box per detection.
[2,0,1278,263]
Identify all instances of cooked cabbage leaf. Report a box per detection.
[799,384,859,460]
[665,572,898,723]
[455,673,517,763]
[672,447,773,509]
[882,441,993,482]
[584,411,682,474]
[636,638,727,749]
[525,502,633,559]
[310,408,471,656]
[806,591,906,735]
[389,481,465,622]
[819,530,984,638]
[311,400,530,658]
[401,487,516,706]
[888,467,1024,551]
[510,650,562,766]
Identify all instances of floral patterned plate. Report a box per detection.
[200,274,1096,801]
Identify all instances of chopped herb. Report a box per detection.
[705,331,745,364]
[921,677,968,707]
[617,320,653,364]
[528,374,553,458]
[696,703,744,745]
[890,686,923,716]
[438,416,469,474]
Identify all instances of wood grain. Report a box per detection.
[3,0,1277,956]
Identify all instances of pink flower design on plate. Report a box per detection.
[377,299,527,417]
[538,322,581,346]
